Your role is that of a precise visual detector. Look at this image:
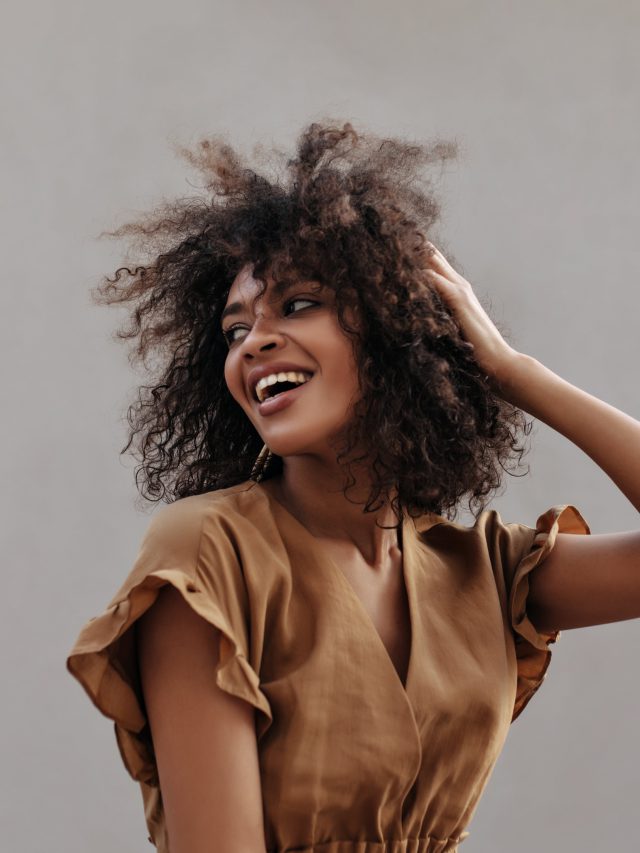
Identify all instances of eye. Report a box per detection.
[222,325,246,346]
[283,297,318,316]
[222,297,319,345]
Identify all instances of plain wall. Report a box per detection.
[2,1,639,850]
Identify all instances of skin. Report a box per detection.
[222,262,402,570]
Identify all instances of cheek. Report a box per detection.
[223,356,244,404]
[336,331,360,380]
[325,340,361,399]
[223,358,232,392]
[345,348,364,403]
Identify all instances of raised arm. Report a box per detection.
[424,244,640,631]
[137,584,268,853]
[492,353,640,632]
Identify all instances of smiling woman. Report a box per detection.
[85,120,530,518]
[66,119,638,853]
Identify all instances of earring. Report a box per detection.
[250,442,273,482]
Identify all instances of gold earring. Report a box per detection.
[250,443,273,482]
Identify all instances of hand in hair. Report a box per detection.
[425,244,520,391]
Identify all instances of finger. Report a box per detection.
[425,243,462,281]
[425,268,459,298]
[425,244,456,278]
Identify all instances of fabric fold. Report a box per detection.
[66,565,273,786]
[509,504,591,721]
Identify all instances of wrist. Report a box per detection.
[491,350,542,406]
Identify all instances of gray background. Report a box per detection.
[2,1,639,851]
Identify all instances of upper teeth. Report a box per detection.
[255,371,313,403]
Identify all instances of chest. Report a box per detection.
[320,544,412,688]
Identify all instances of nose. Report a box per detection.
[240,315,286,358]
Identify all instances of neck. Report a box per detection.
[262,455,403,568]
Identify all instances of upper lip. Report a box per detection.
[247,361,315,402]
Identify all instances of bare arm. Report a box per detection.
[497,353,640,632]
[137,584,268,853]
[425,245,640,631]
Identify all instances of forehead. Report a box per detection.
[225,264,272,303]
[223,263,325,307]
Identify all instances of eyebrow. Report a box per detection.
[220,279,322,325]
[220,301,246,324]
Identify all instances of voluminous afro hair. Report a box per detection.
[96,119,531,523]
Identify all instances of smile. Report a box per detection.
[256,374,314,416]
[254,370,314,403]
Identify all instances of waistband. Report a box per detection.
[276,832,470,852]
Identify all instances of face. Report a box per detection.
[221,263,362,462]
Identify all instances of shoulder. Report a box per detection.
[141,480,265,556]
[413,507,537,574]
[414,506,530,543]
[109,480,272,617]
[115,482,270,604]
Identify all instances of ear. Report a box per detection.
[339,297,363,336]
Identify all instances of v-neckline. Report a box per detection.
[255,480,420,698]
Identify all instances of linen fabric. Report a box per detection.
[66,479,590,852]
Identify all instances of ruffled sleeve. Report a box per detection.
[487,504,591,722]
[65,496,273,789]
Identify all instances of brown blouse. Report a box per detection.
[65,478,590,852]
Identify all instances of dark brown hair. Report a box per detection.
[95,119,531,522]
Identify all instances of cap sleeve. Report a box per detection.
[65,497,273,788]
[488,504,591,722]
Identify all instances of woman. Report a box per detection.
[66,121,640,853]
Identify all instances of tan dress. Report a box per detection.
[65,478,590,852]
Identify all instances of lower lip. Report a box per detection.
[255,377,313,417]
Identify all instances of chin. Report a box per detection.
[259,433,328,460]
[253,412,351,458]
[261,441,313,459]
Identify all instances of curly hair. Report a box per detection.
[95,119,532,524]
